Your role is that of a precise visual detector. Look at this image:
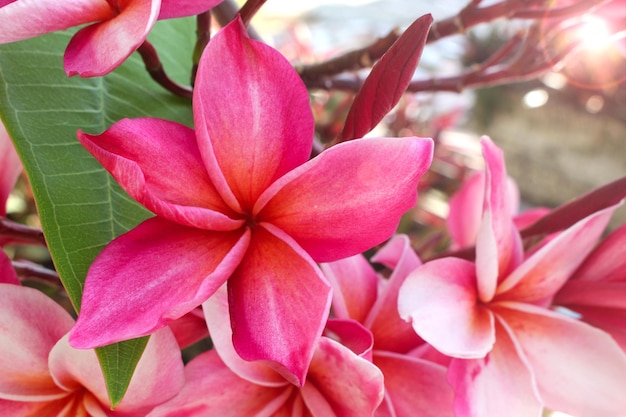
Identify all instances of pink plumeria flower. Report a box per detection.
[398,137,626,417]
[322,235,454,417]
[0,283,185,416]
[146,285,384,417]
[0,0,223,76]
[447,169,548,250]
[0,250,19,284]
[69,16,434,384]
[554,222,626,351]
[0,120,22,218]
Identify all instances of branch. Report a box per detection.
[192,11,212,86]
[213,0,263,40]
[297,30,400,83]
[0,217,46,246]
[137,41,193,99]
[239,0,268,26]
[299,0,611,83]
[12,260,60,286]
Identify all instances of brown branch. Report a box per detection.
[305,19,585,95]
[0,217,46,246]
[136,41,193,99]
[299,0,611,84]
[213,0,263,40]
[239,0,268,26]
[297,30,400,83]
[191,11,212,86]
[12,260,60,286]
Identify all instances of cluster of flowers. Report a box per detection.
[1,1,626,416]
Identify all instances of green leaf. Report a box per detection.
[0,18,195,407]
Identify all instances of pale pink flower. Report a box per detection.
[69,16,433,384]
[0,0,223,76]
[0,283,185,416]
[398,137,626,417]
[554,223,626,351]
[447,169,548,250]
[147,285,385,417]
[0,250,19,284]
[321,235,455,417]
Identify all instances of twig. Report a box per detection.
[298,0,611,83]
[0,217,46,246]
[192,11,212,86]
[213,0,263,40]
[239,0,268,26]
[297,30,400,83]
[137,41,193,98]
[12,260,60,285]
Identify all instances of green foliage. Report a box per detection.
[0,18,195,407]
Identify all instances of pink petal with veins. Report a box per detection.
[64,0,158,76]
[69,218,249,348]
[193,17,314,211]
[77,119,241,231]
[499,302,626,416]
[227,224,331,386]
[257,137,433,262]
[447,318,542,417]
[0,0,111,44]
[398,258,495,358]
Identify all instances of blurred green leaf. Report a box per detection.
[0,17,195,407]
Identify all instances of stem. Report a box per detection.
[192,11,212,86]
[239,0,268,26]
[0,217,46,246]
[213,0,263,40]
[137,41,193,99]
[12,260,60,285]
[298,0,609,83]
[297,30,400,82]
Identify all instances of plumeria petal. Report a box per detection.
[570,222,626,282]
[77,119,241,231]
[64,0,159,76]
[0,398,80,416]
[475,137,522,303]
[228,224,332,386]
[0,251,19,285]
[0,0,112,44]
[167,307,209,349]
[69,217,249,348]
[498,302,626,416]
[324,319,374,361]
[398,258,495,358]
[512,207,550,230]
[146,350,293,417]
[0,284,73,400]
[497,203,620,303]
[301,337,384,417]
[49,329,184,415]
[158,0,223,19]
[447,318,542,417]
[367,234,423,353]
[0,121,22,217]
[203,285,287,387]
[320,254,379,323]
[447,172,485,249]
[374,351,454,417]
[555,280,626,350]
[448,170,522,249]
[193,17,314,211]
[257,137,433,262]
